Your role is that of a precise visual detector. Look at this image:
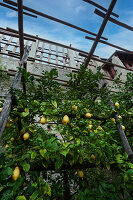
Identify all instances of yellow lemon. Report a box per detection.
[91,154,96,160]
[72,105,78,110]
[23,132,30,140]
[122,125,125,131]
[12,167,20,181]
[85,113,92,119]
[5,144,9,149]
[40,116,46,124]
[62,115,69,124]
[115,102,119,107]
[110,118,115,122]
[118,115,122,120]
[89,124,93,129]
[0,107,2,112]
[10,138,14,142]
[77,169,84,178]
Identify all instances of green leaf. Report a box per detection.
[75,138,80,145]
[22,163,30,172]
[5,167,13,176]
[40,149,47,158]
[116,154,124,163]
[55,157,63,171]
[21,111,29,117]
[29,189,39,200]
[24,108,29,113]
[13,177,24,192]
[46,184,51,196]
[127,162,133,169]
[31,152,37,159]
[106,164,110,170]
[40,102,46,106]
[60,148,69,157]
[21,153,30,161]
[0,167,13,180]
[15,196,27,200]
[51,100,57,108]
[32,182,38,187]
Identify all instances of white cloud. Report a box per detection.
[6,11,17,18]
[75,5,86,14]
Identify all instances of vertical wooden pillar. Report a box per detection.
[17,0,24,60]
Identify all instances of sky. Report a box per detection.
[0,0,133,58]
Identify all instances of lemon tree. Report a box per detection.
[0,66,133,200]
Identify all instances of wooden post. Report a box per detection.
[17,0,24,60]
[85,0,117,68]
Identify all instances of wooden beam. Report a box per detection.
[17,0,24,60]
[0,29,36,41]
[82,0,119,18]
[85,36,133,54]
[84,0,117,68]
[95,9,133,32]
[0,2,37,18]
[79,52,133,72]
[3,0,108,40]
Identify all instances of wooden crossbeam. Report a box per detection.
[95,9,133,32]
[85,36,133,54]
[82,0,119,18]
[0,2,37,18]
[3,0,108,40]
[2,36,13,52]
[84,0,117,68]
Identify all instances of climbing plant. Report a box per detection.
[0,65,133,200]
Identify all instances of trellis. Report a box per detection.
[0,0,133,198]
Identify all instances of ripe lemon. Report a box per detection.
[0,107,2,112]
[118,115,122,120]
[72,105,78,110]
[5,144,9,149]
[115,102,119,107]
[122,125,125,131]
[10,138,14,142]
[23,132,30,140]
[77,169,84,178]
[62,115,69,124]
[12,167,20,181]
[110,118,115,122]
[85,113,92,119]
[40,116,46,124]
[91,154,96,160]
[89,124,93,129]
[5,121,11,128]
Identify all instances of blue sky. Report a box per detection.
[0,0,133,58]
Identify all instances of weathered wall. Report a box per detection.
[1,53,132,99]
[0,54,101,98]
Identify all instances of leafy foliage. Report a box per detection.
[0,65,133,199]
